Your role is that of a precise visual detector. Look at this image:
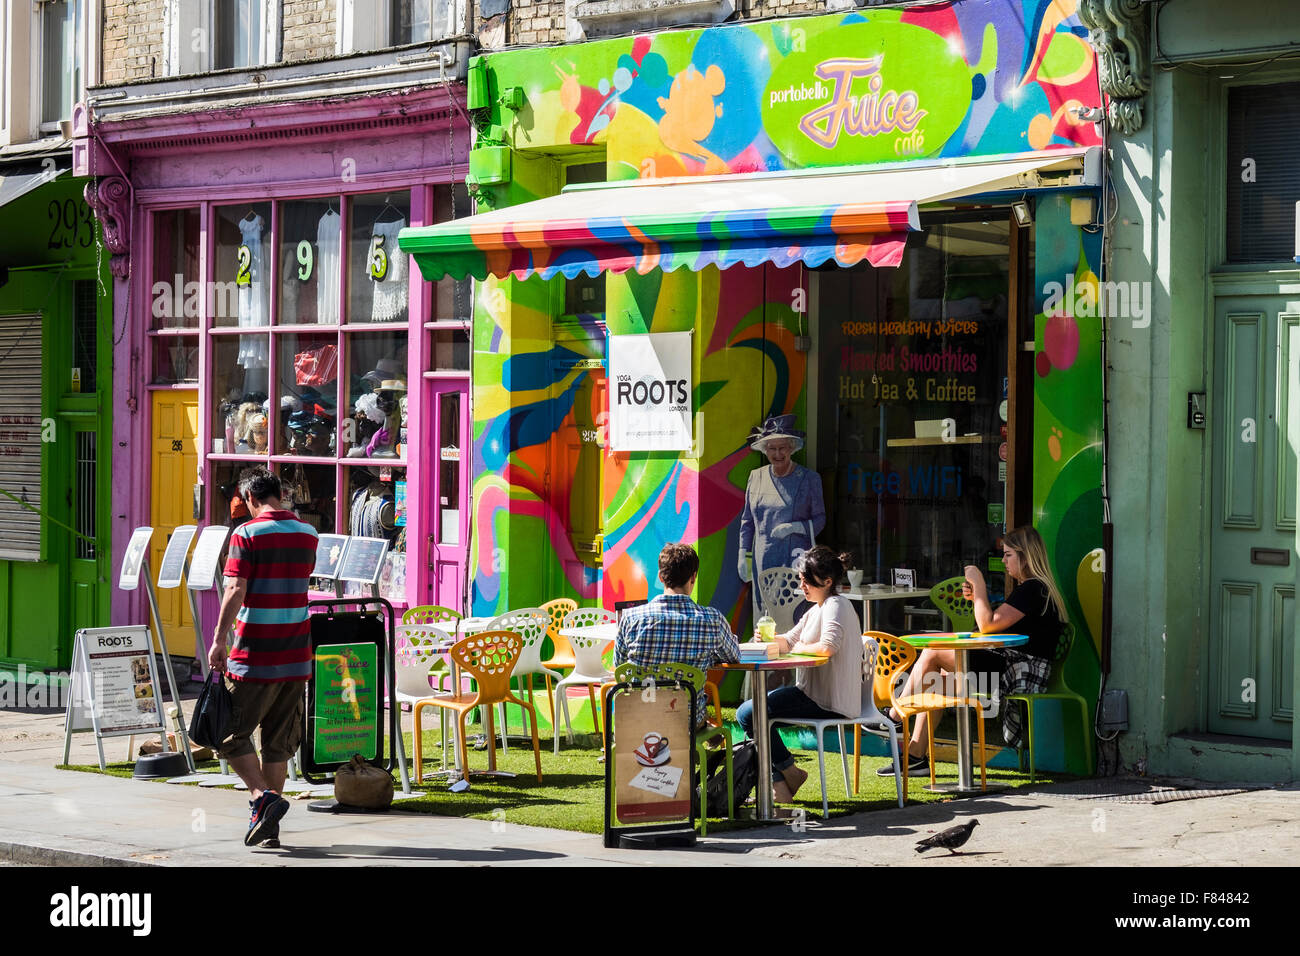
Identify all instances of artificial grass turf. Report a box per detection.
[57,732,1067,836]
[392,725,1066,834]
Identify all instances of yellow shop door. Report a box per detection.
[150,392,199,658]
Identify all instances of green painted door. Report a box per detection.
[1208,296,1298,740]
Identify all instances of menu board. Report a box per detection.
[613,682,693,824]
[66,627,166,735]
[156,525,197,589]
[118,526,155,592]
[312,642,378,763]
[187,525,230,591]
[312,534,349,580]
[337,536,388,585]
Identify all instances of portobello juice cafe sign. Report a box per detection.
[761,21,970,165]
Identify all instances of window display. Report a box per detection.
[348,191,410,324]
[212,336,269,455]
[342,332,407,458]
[214,203,272,331]
[344,464,407,603]
[279,199,340,325]
[277,332,339,456]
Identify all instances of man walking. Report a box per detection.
[616,543,740,724]
[208,468,317,847]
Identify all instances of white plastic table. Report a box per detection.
[840,586,932,630]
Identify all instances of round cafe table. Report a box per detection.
[898,632,1027,793]
[716,654,827,821]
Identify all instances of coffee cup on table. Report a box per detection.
[847,570,864,589]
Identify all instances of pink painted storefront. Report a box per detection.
[76,50,474,662]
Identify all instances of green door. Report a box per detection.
[1207,296,1298,740]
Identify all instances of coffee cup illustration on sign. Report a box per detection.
[633,732,671,767]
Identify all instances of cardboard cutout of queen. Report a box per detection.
[738,415,826,585]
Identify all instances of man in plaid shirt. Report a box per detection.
[616,543,740,724]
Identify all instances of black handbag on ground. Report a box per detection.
[694,739,759,817]
[188,672,232,750]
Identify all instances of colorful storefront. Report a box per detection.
[0,157,114,673]
[77,48,474,664]
[402,1,1106,773]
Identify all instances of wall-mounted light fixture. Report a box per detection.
[1012,201,1032,227]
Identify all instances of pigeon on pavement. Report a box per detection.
[915,819,979,855]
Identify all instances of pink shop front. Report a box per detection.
[78,64,474,663]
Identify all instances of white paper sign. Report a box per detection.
[609,331,693,451]
[628,764,683,797]
[156,525,197,589]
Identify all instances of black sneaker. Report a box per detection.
[245,790,289,847]
[876,754,929,778]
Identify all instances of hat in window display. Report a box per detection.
[747,414,806,454]
[361,358,407,388]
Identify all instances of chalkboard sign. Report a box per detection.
[338,536,388,585]
[313,534,349,580]
[156,525,197,589]
[187,525,230,591]
[118,527,155,592]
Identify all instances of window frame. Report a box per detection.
[336,0,463,55]
[164,0,280,76]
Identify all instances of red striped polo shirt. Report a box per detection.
[222,510,318,683]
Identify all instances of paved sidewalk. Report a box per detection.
[2,705,1296,866]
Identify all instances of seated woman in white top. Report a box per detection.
[736,546,864,803]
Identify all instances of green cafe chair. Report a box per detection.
[930,576,977,632]
[1004,622,1094,780]
[612,661,734,835]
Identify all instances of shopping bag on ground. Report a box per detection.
[334,754,394,809]
[188,672,232,751]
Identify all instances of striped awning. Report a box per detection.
[400,149,1093,282]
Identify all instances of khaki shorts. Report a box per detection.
[217,676,305,763]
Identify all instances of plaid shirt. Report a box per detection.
[615,593,740,718]
[995,649,1052,748]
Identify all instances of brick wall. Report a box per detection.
[507,0,568,45]
[283,0,338,61]
[102,0,167,84]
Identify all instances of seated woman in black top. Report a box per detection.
[882,526,1065,778]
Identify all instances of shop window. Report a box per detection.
[343,463,408,603]
[437,393,460,545]
[151,208,202,330]
[152,338,200,385]
[341,331,408,457]
[348,191,410,325]
[278,198,340,325]
[212,336,269,456]
[814,214,1012,591]
[276,332,339,456]
[213,202,272,328]
[431,329,469,371]
[432,184,472,323]
[1226,81,1300,263]
[39,0,84,128]
[166,0,276,75]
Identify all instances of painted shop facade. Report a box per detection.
[77,45,475,663]
[402,2,1108,772]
